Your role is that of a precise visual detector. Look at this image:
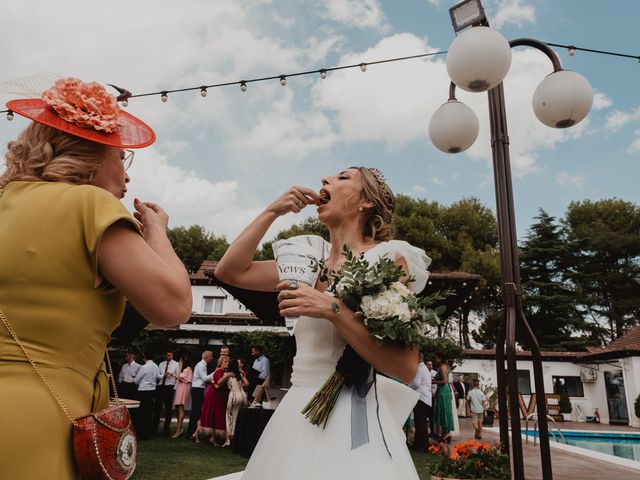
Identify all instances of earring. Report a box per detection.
[358,207,363,212]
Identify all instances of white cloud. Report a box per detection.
[592,92,613,111]
[627,130,640,154]
[430,176,444,185]
[321,0,389,32]
[555,171,585,190]
[492,0,536,29]
[604,107,640,132]
[408,185,427,196]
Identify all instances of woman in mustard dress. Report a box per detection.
[0,78,193,479]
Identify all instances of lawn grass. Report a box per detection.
[133,432,436,480]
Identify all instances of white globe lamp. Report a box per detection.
[532,70,593,128]
[429,100,479,153]
[446,26,512,92]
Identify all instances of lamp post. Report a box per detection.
[429,1,594,479]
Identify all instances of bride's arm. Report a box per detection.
[215,186,319,291]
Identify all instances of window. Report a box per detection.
[503,369,532,395]
[203,296,225,313]
[553,376,584,397]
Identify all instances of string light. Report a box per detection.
[6,110,13,121]
[2,41,638,119]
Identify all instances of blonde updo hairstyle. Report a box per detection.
[0,122,111,188]
[353,166,396,242]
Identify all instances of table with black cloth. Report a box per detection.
[231,407,275,457]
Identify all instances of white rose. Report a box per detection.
[390,282,411,298]
[335,278,350,296]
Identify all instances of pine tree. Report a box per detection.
[519,210,594,350]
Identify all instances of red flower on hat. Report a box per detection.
[42,78,121,133]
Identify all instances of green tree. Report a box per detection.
[564,199,640,342]
[167,225,229,273]
[519,210,595,351]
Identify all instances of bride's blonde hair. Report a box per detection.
[353,167,396,242]
[1,122,110,188]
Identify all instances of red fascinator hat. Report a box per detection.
[6,78,155,149]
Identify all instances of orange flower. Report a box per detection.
[42,78,121,133]
[450,452,459,460]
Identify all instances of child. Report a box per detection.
[467,378,487,439]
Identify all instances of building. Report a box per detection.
[453,325,640,427]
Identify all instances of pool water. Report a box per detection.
[529,430,640,462]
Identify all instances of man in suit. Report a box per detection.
[153,351,180,435]
[454,374,469,418]
[187,350,213,437]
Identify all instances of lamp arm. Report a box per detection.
[509,38,563,72]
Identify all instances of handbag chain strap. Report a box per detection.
[0,309,122,427]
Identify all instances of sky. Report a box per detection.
[1,0,638,244]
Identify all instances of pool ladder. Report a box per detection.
[524,413,569,445]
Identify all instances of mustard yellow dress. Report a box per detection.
[0,181,140,479]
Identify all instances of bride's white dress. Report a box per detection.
[228,240,431,480]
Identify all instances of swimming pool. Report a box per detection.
[527,429,640,462]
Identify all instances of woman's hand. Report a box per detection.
[266,186,319,216]
[133,198,169,240]
[276,280,335,319]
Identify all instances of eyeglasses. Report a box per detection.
[121,149,135,171]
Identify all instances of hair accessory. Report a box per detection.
[6,77,155,149]
[367,167,394,208]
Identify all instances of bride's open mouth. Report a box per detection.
[317,189,331,206]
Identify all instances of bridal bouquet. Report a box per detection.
[302,245,449,428]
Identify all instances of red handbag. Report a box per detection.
[1,310,137,480]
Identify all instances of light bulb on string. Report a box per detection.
[568,46,577,56]
[161,92,168,102]
[200,87,208,97]
[121,99,128,107]
[6,110,14,121]
[360,63,367,72]
[240,81,247,92]
[320,69,328,80]
[279,75,287,86]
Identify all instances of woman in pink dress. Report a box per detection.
[173,354,193,438]
[197,355,233,445]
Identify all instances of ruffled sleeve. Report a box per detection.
[364,240,432,293]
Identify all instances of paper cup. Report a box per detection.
[273,235,327,334]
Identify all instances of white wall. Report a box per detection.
[191,284,250,315]
[452,357,633,425]
[623,356,640,428]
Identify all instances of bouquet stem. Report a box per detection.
[301,371,345,428]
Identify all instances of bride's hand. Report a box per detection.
[266,186,319,216]
[276,280,334,319]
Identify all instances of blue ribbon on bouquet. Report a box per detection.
[339,346,391,458]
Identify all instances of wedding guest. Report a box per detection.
[118,350,140,399]
[187,350,213,437]
[194,355,232,445]
[224,357,249,447]
[0,78,191,479]
[134,352,160,440]
[454,374,468,418]
[237,358,249,389]
[409,352,432,452]
[467,378,487,439]
[154,350,180,435]
[173,354,194,438]
[248,345,270,398]
[432,352,454,443]
[426,359,437,437]
[208,345,230,375]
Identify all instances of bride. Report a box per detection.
[215,167,431,479]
